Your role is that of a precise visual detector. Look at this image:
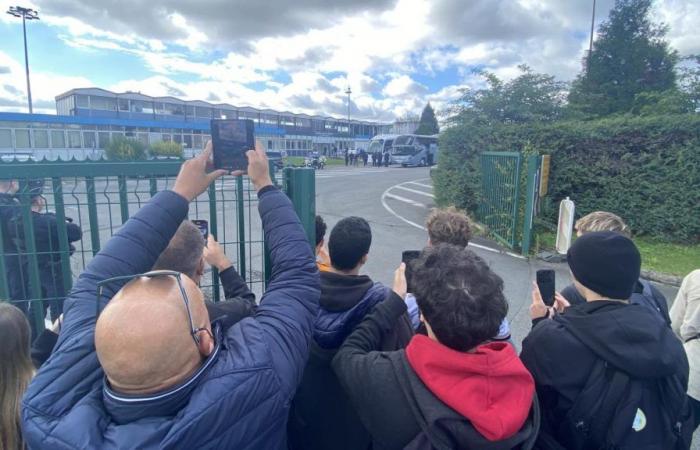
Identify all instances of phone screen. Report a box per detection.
[211,119,255,171]
[402,250,421,292]
[536,269,556,307]
[192,220,208,244]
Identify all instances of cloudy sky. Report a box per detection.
[0,0,698,121]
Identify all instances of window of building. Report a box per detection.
[83,131,96,149]
[193,134,202,149]
[268,140,273,150]
[185,105,195,116]
[76,95,89,108]
[280,116,295,127]
[162,134,171,142]
[51,130,65,148]
[131,100,154,114]
[195,107,212,118]
[184,134,193,149]
[296,118,311,128]
[90,96,117,111]
[34,130,49,148]
[0,129,11,148]
[67,131,81,148]
[15,129,30,148]
[118,99,129,111]
[173,134,182,144]
[98,132,110,149]
[286,140,291,150]
[137,133,149,146]
[202,134,211,143]
[165,103,185,116]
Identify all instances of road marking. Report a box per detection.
[393,185,435,198]
[406,181,433,189]
[384,192,429,208]
[381,178,526,260]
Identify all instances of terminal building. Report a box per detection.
[0,87,391,160]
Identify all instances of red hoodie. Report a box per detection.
[405,335,534,441]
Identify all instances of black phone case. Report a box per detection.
[536,270,556,307]
[211,119,255,171]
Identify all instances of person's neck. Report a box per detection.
[586,296,627,303]
[329,266,361,276]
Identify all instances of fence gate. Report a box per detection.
[478,151,522,249]
[0,158,314,335]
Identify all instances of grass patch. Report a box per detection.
[284,156,346,167]
[533,231,698,278]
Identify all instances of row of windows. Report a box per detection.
[64,94,380,135]
[0,127,354,152]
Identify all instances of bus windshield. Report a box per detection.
[392,145,418,156]
[368,141,383,153]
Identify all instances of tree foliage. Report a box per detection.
[568,0,678,117]
[414,103,440,135]
[449,65,567,125]
[149,141,184,158]
[104,136,146,161]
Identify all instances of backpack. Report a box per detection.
[540,356,693,450]
[631,280,671,326]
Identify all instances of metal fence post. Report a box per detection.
[18,179,44,332]
[51,177,73,294]
[521,154,539,256]
[208,183,220,302]
[283,167,316,248]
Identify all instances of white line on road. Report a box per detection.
[393,185,435,198]
[406,181,433,189]
[381,178,526,260]
[384,192,428,208]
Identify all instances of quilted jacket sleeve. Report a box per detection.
[254,187,320,398]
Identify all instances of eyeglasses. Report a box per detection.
[96,270,212,346]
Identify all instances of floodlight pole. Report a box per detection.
[587,0,596,72]
[345,87,352,136]
[7,6,40,114]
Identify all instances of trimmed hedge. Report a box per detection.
[435,114,700,243]
[150,141,184,158]
[104,136,147,161]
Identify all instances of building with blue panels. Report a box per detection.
[0,87,391,160]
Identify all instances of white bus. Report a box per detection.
[390,134,438,167]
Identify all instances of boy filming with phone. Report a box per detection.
[522,232,692,449]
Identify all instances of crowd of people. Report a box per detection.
[344,149,390,168]
[1,142,699,449]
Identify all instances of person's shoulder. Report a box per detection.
[524,316,579,352]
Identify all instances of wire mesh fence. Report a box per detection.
[0,158,282,334]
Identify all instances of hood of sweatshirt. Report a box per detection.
[314,271,388,349]
[555,301,686,378]
[405,335,535,442]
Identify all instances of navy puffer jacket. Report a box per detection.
[21,187,320,449]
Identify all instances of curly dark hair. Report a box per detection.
[426,207,473,248]
[315,215,327,247]
[412,244,507,351]
[329,216,371,271]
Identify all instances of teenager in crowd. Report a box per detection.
[522,232,692,449]
[332,245,538,449]
[288,216,413,450]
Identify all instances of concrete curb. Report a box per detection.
[640,269,682,287]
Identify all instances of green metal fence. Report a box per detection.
[477,151,539,254]
[478,151,522,249]
[0,158,314,334]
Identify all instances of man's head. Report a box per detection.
[328,216,371,274]
[95,274,213,395]
[426,207,473,248]
[567,231,641,301]
[575,211,631,238]
[315,215,327,255]
[0,179,17,195]
[152,221,205,283]
[412,244,507,352]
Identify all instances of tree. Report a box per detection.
[568,0,678,117]
[414,103,440,135]
[448,65,566,125]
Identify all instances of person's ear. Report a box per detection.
[197,329,214,357]
[360,254,368,265]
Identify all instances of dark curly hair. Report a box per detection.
[329,216,371,271]
[412,244,507,351]
[315,215,327,247]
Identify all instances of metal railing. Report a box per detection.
[0,157,315,334]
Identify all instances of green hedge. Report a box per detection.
[435,114,700,243]
[149,141,184,158]
[104,136,147,161]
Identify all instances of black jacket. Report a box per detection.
[521,301,688,447]
[331,293,539,450]
[204,265,257,329]
[288,273,413,450]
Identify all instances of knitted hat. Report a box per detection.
[567,231,641,300]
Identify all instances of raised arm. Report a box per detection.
[245,144,320,398]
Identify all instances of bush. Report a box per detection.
[149,141,184,158]
[104,136,147,161]
[435,114,700,243]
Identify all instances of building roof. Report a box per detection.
[56,88,389,126]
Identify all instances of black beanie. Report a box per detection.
[567,231,641,300]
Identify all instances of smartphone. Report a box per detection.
[402,250,421,292]
[211,119,255,171]
[192,220,208,244]
[536,269,556,307]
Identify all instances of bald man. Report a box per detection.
[22,143,321,449]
